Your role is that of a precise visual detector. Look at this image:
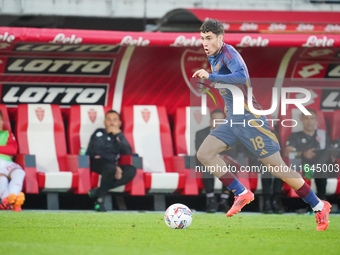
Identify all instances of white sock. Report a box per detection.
[0,175,9,199]
[206,192,215,198]
[221,193,229,200]
[312,200,325,212]
[239,188,248,196]
[8,169,25,195]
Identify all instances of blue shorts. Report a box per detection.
[210,116,280,158]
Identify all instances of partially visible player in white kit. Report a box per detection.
[0,110,25,211]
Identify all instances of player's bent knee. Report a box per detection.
[122,165,136,181]
[127,165,136,180]
[196,149,212,166]
[10,168,26,176]
[9,168,26,180]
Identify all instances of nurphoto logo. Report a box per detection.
[199,83,312,128]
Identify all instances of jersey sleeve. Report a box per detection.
[86,131,98,157]
[208,46,247,85]
[0,131,18,156]
[117,132,132,155]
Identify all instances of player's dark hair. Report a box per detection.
[0,110,2,119]
[105,110,120,119]
[210,108,224,118]
[200,19,224,36]
[306,108,317,116]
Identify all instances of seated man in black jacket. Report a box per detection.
[87,110,136,212]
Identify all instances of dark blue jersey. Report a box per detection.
[207,43,262,120]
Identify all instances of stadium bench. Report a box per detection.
[173,106,211,195]
[122,105,185,210]
[68,105,145,210]
[15,104,87,209]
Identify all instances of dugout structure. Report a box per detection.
[0,24,340,208]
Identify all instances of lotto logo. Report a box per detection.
[4,57,114,76]
[293,62,340,79]
[14,43,121,53]
[1,84,108,105]
[321,90,340,110]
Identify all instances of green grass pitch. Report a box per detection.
[1,211,339,255]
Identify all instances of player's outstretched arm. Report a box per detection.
[192,67,246,86]
[208,71,246,85]
[192,69,209,79]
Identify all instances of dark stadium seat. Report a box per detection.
[15,104,88,209]
[122,105,185,209]
[68,105,145,198]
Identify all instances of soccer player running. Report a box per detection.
[192,19,331,231]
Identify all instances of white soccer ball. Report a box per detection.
[164,203,192,229]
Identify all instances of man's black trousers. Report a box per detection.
[90,158,136,196]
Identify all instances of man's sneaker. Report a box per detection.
[315,200,331,231]
[13,192,25,212]
[271,196,285,214]
[94,202,107,212]
[88,188,99,199]
[94,196,107,212]
[226,190,254,217]
[262,198,273,214]
[0,198,11,210]
[218,198,230,213]
[206,197,218,213]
